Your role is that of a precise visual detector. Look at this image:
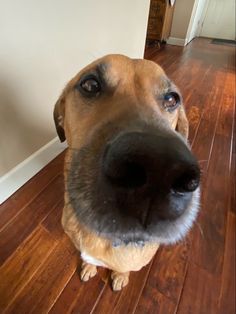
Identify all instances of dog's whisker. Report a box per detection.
[197,160,208,163]
[195,221,204,238]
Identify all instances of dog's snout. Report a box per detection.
[102,131,200,220]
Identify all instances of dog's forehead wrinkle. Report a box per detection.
[96,62,110,83]
[98,58,133,88]
[96,62,108,74]
[161,76,172,90]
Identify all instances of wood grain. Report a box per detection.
[0,175,64,266]
[177,262,221,314]
[5,236,77,314]
[134,285,176,314]
[0,226,57,311]
[91,280,121,314]
[41,199,65,241]
[191,134,233,274]
[218,212,235,314]
[146,242,189,304]
[111,263,153,314]
[49,269,107,314]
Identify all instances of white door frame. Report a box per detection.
[196,0,210,37]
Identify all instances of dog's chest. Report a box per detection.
[62,206,159,272]
[80,238,159,273]
[81,251,108,267]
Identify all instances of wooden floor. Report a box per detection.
[0,38,235,314]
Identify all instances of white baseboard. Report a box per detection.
[167,37,188,46]
[0,137,67,204]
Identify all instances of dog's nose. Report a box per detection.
[102,131,200,219]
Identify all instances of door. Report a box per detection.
[200,0,235,40]
[187,0,206,43]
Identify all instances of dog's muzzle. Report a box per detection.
[102,131,200,223]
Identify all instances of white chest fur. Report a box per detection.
[81,251,108,267]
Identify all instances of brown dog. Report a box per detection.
[53,55,200,291]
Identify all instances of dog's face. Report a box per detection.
[54,55,200,245]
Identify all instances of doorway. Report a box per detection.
[199,0,235,40]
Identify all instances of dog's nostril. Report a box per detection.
[123,162,147,188]
[106,161,147,189]
[172,167,200,193]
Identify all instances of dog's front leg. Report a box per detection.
[80,261,97,282]
[111,271,130,291]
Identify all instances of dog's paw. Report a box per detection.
[111,271,129,291]
[80,262,97,282]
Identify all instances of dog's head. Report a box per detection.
[54,55,200,245]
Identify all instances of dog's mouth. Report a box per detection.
[67,127,200,245]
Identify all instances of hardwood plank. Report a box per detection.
[230,96,235,214]
[219,71,235,215]
[91,280,121,314]
[231,144,236,214]
[144,44,165,60]
[41,199,64,241]
[126,241,189,314]
[218,212,235,314]
[190,78,234,274]
[215,72,235,137]
[48,271,82,314]
[191,134,231,275]
[109,263,152,314]
[185,65,215,145]
[134,285,176,314]
[0,152,65,231]
[40,193,80,254]
[187,98,203,146]
[49,268,107,314]
[177,262,221,314]
[0,175,64,266]
[61,233,79,256]
[151,45,186,74]
[146,242,189,304]
[191,79,223,172]
[41,200,79,255]
[0,226,57,311]
[69,277,105,314]
[231,96,236,213]
[5,237,78,314]
[169,58,204,92]
[189,66,234,274]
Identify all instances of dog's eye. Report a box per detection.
[77,75,101,97]
[163,92,180,112]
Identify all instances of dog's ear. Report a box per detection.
[53,94,66,142]
[176,105,189,139]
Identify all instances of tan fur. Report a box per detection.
[62,201,159,273]
[54,55,189,290]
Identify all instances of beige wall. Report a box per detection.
[0,0,150,177]
[169,0,196,39]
